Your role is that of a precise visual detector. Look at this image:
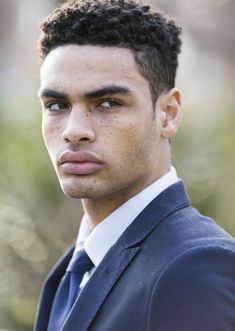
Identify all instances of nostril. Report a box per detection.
[62,126,96,144]
[80,137,90,141]
[63,133,94,144]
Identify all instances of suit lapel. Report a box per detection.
[62,246,140,331]
[33,245,75,331]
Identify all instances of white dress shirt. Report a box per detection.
[74,167,179,288]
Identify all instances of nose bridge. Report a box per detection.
[70,104,90,127]
[62,105,95,143]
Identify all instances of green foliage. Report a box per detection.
[174,97,235,236]
[0,113,80,330]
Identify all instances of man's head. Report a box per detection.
[38,0,182,104]
[38,0,182,208]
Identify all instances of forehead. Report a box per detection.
[39,44,149,95]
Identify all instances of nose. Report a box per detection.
[62,107,96,145]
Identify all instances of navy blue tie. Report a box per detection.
[47,249,94,331]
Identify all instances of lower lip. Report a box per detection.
[60,162,103,175]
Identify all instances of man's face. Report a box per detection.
[39,45,169,201]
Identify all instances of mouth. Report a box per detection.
[58,150,103,175]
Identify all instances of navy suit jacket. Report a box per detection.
[34,182,235,331]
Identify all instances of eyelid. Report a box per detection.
[44,100,70,111]
[95,98,123,107]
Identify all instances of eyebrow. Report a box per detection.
[38,88,69,100]
[83,85,132,99]
[38,85,132,101]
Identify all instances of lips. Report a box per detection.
[58,150,103,175]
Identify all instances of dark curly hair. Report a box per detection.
[38,0,182,103]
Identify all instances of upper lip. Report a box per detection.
[58,150,103,165]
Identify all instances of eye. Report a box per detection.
[97,99,123,109]
[45,102,69,112]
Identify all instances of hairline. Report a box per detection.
[40,42,167,106]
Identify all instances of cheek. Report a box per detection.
[120,118,159,165]
[106,122,151,161]
[42,118,61,153]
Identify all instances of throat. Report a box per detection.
[82,193,132,229]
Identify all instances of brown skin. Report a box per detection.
[39,45,182,228]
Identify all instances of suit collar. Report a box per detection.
[119,180,190,248]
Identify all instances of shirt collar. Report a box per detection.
[76,167,179,267]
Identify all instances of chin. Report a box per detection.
[59,179,105,199]
[60,185,90,199]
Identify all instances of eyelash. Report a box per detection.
[44,98,123,113]
[45,101,69,112]
[95,98,123,109]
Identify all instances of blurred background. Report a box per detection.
[0,0,234,330]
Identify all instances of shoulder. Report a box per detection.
[147,243,235,331]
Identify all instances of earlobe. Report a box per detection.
[158,88,182,139]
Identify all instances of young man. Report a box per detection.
[34,0,235,330]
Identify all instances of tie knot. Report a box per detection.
[66,249,94,274]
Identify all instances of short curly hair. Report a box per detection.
[38,0,182,102]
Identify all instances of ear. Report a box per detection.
[156,88,182,139]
